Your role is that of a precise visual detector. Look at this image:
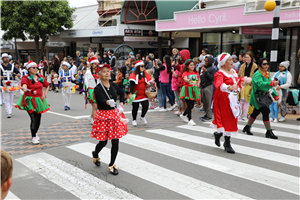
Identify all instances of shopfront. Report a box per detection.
[46,41,70,61]
[156,4,300,77]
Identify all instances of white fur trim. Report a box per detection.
[218,69,238,78]
[210,122,238,137]
[90,59,99,64]
[135,61,144,67]
[133,98,148,102]
[27,62,37,69]
[218,53,231,67]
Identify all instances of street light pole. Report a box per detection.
[270,0,281,72]
[14,37,18,61]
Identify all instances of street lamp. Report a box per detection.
[264,0,281,72]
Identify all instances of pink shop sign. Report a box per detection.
[156,6,300,31]
[242,28,272,35]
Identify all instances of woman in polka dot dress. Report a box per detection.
[91,64,127,175]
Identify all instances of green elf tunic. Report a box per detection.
[250,70,278,110]
[179,71,201,101]
[15,75,50,114]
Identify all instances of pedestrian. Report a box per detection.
[145,55,153,69]
[123,73,130,100]
[91,64,127,175]
[129,60,153,126]
[59,61,75,111]
[269,81,282,123]
[53,54,60,74]
[238,78,252,121]
[172,48,180,60]
[146,69,157,109]
[156,55,176,112]
[76,51,81,67]
[116,67,123,90]
[53,73,59,93]
[1,149,13,200]
[1,53,21,118]
[171,57,184,115]
[153,59,163,110]
[200,48,210,65]
[103,53,110,64]
[272,61,292,122]
[179,59,201,126]
[232,55,240,70]
[15,60,50,144]
[242,58,279,139]
[200,56,215,121]
[179,50,191,116]
[238,52,257,78]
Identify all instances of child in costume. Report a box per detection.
[59,61,75,110]
[146,69,157,109]
[123,73,130,100]
[15,60,50,145]
[238,77,252,120]
[269,79,282,123]
[53,74,59,93]
[179,59,201,126]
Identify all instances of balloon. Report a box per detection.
[264,0,276,11]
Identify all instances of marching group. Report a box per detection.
[1,47,299,175]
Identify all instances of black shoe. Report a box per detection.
[223,136,235,154]
[79,92,82,94]
[92,151,101,166]
[199,115,207,120]
[297,118,300,121]
[202,116,212,122]
[242,125,253,135]
[266,130,278,139]
[108,164,119,175]
[213,132,223,147]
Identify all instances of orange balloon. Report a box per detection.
[264,0,276,11]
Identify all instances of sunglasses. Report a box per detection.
[31,67,38,69]
[262,63,269,66]
[140,66,145,68]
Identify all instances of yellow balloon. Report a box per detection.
[264,0,276,11]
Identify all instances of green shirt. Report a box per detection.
[250,70,277,110]
[123,79,130,92]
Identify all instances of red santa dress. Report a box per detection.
[211,69,242,136]
[129,72,152,102]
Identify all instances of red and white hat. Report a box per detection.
[135,60,144,67]
[217,53,231,68]
[99,64,112,71]
[26,60,37,69]
[88,56,99,64]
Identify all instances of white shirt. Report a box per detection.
[70,65,78,76]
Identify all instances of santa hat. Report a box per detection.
[135,60,144,67]
[217,53,231,68]
[99,64,112,71]
[26,60,37,69]
[280,61,290,69]
[1,53,9,58]
[88,56,99,64]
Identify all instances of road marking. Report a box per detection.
[67,142,251,199]
[121,134,299,195]
[178,124,300,150]
[237,119,299,131]
[6,191,20,200]
[146,129,299,167]
[16,153,140,200]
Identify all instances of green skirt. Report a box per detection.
[87,88,97,103]
[179,85,201,101]
[15,94,50,114]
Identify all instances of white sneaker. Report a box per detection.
[36,134,40,141]
[159,108,167,112]
[88,117,94,125]
[273,118,278,123]
[278,117,286,122]
[140,117,147,124]
[174,103,178,107]
[7,114,11,118]
[242,117,247,121]
[188,119,196,126]
[32,137,39,145]
[180,114,189,123]
[154,107,162,110]
[132,120,137,126]
[167,105,176,111]
[269,118,273,122]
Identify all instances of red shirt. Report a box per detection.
[21,75,49,97]
[182,71,200,87]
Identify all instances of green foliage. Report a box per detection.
[1,0,76,41]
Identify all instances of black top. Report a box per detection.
[94,82,124,110]
[244,62,253,77]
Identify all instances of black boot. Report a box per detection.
[92,151,101,166]
[242,125,253,135]
[223,136,235,154]
[266,130,278,139]
[213,132,223,147]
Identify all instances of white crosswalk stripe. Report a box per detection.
[237,119,300,131]
[10,121,299,199]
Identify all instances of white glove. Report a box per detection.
[118,105,124,114]
[108,99,116,108]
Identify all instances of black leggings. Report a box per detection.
[94,139,119,167]
[27,111,42,137]
[132,100,149,120]
[183,100,195,120]
[250,106,270,121]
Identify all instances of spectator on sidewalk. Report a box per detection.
[76,51,82,67]
[145,55,153,70]
[1,150,13,200]
[232,55,240,70]
[236,53,245,72]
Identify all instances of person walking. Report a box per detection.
[238,52,257,78]
[272,61,292,122]
[153,59,163,110]
[53,54,60,74]
[15,60,50,145]
[242,58,279,139]
[91,64,127,175]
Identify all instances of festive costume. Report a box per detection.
[0,54,20,117]
[179,71,201,101]
[60,68,75,110]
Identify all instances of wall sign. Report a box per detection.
[124,37,157,42]
[124,29,142,36]
[241,28,272,35]
[143,30,158,37]
[76,42,97,48]
[46,42,70,47]
[91,37,123,44]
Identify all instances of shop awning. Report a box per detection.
[71,4,99,29]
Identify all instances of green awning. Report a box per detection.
[121,0,198,23]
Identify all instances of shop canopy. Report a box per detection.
[120,0,198,24]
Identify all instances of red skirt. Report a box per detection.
[91,109,128,141]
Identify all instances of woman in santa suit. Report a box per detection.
[15,60,50,145]
[211,53,243,154]
[129,60,153,126]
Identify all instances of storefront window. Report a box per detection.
[48,47,65,61]
[77,47,97,58]
[202,33,221,57]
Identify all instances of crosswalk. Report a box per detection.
[9,120,300,199]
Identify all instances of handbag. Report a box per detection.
[255,90,273,108]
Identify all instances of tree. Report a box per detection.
[1,0,76,62]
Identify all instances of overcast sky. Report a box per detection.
[68,0,98,8]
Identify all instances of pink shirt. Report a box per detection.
[159,63,170,83]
